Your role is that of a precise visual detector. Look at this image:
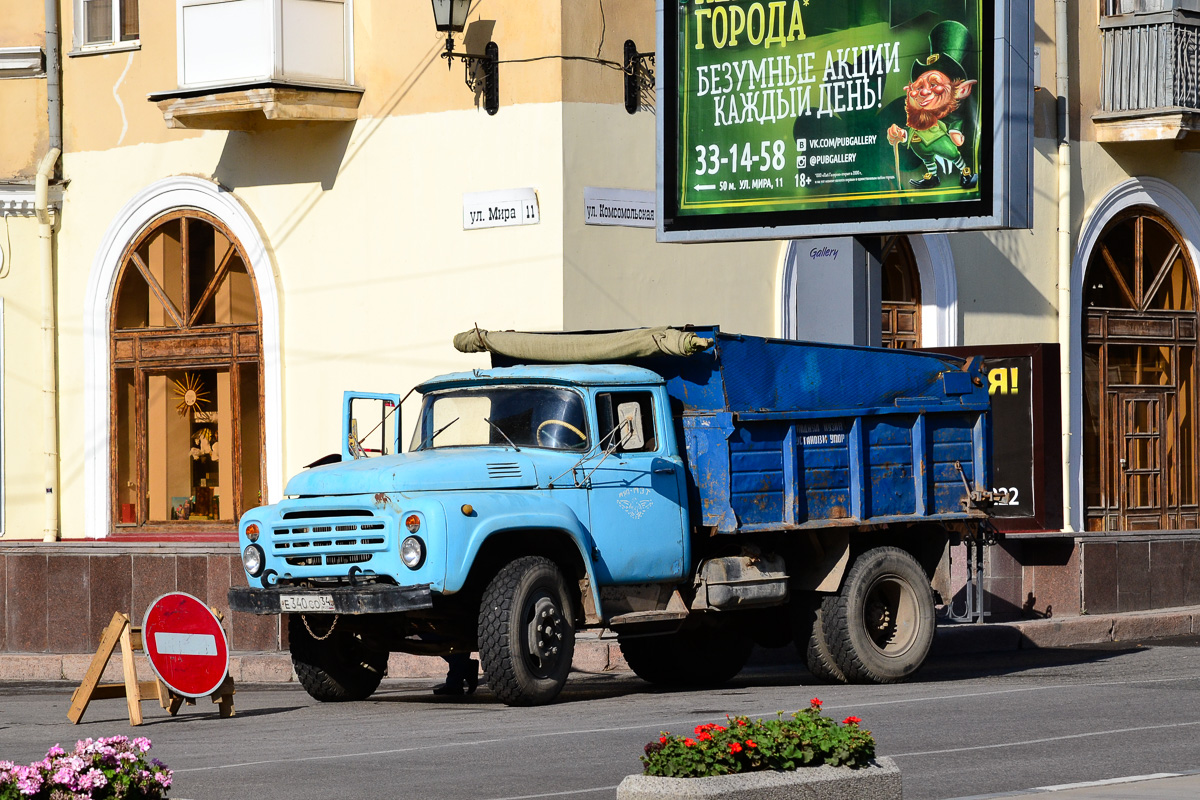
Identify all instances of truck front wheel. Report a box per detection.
[288,614,388,702]
[478,556,576,706]
[823,546,936,684]
[619,628,753,688]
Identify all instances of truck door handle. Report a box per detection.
[652,459,676,474]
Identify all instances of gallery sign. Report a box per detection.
[657,1,1034,242]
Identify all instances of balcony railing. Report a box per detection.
[150,0,361,130]
[1095,5,1200,145]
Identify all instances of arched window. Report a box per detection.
[1082,209,1198,531]
[111,211,264,531]
[881,236,922,349]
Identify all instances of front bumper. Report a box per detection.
[228,583,434,615]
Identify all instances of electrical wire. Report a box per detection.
[496,54,624,71]
[597,0,606,58]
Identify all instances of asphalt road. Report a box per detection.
[3,638,1200,800]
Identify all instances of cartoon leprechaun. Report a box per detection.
[886,20,979,190]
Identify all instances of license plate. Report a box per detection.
[280,594,335,612]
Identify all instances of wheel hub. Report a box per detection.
[527,596,563,668]
[863,575,919,657]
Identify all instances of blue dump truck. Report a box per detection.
[230,326,997,706]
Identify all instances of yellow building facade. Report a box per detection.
[2,0,1200,664]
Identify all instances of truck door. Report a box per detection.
[342,392,404,460]
[584,390,687,583]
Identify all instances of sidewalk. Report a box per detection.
[952,772,1200,799]
[2,603,1199,685]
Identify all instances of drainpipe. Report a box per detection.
[36,147,61,543]
[45,0,62,155]
[1055,0,1075,533]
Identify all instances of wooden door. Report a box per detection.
[1116,391,1167,530]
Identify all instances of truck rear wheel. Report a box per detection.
[478,556,576,706]
[792,599,847,684]
[619,628,753,688]
[288,614,388,702]
[824,546,936,684]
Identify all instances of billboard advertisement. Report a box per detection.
[657,1,1033,242]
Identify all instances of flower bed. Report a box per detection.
[620,699,899,800]
[640,699,875,778]
[0,736,172,800]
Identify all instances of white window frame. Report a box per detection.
[72,0,140,55]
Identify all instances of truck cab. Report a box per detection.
[231,364,693,705]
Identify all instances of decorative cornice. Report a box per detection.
[0,46,45,78]
[0,184,62,217]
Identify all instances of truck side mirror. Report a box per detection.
[616,402,645,450]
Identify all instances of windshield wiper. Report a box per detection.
[418,417,459,450]
[484,417,521,452]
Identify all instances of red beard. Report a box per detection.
[905,99,958,132]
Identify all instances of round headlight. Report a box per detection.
[242,544,264,577]
[405,514,421,533]
[401,536,425,569]
[245,523,260,543]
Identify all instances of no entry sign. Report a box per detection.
[142,593,230,698]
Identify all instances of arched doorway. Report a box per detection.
[110,210,264,530]
[1082,209,1199,531]
[880,236,922,349]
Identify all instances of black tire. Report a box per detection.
[824,546,936,684]
[288,614,388,702]
[619,627,753,689]
[792,598,847,684]
[478,556,576,706]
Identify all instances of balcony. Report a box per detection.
[149,0,361,131]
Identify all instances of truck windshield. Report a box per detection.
[411,386,589,451]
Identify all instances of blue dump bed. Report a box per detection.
[493,326,992,534]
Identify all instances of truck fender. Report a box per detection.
[789,531,850,593]
[444,495,605,621]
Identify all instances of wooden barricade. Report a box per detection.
[68,611,235,727]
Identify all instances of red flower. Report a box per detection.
[697,732,712,742]
[736,720,747,726]
[683,738,696,747]
[715,725,726,732]
[843,716,862,726]
[729,742,743,754]
[659,736,668,744]
[810,697,823,708]
[745,740,758,748]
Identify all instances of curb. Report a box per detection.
[3,606,1197,685]
[931,605,1199,655]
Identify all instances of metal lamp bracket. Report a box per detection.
[624,39,655,114]
[443,40,500,116]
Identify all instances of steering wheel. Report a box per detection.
[536,419,586,448]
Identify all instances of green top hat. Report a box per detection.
[911,20,971,83]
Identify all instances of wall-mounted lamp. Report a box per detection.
[432,0,499,115]
[624,40,655,115]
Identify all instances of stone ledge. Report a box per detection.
[616,758,901,800]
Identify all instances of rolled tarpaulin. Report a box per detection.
[453,326,711,362]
